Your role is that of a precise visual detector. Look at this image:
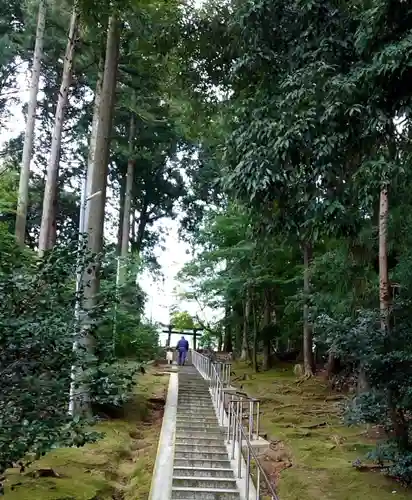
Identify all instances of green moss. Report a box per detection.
[232,362,412,499]
[3,370,169,500]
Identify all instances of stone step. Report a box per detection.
[178,401,211,404]
[176,424,222,432]
[171,487,240,499]
[177,412,217,418]
[173,476,237,489]
[176,430,224,438]
[177,406,216,412]
[177,399,214,410]
[179,389,210,392]
[178,394,211,398]
[178,380,207,383]
[174,459,232,469]
[175,444,227,454]
[173,467,234,478]
[177,421,219,428]
[175,451,230,461]
[177,397,212,402]
[176,437,224,446]
[178,385,210,388]
[178,391,210,395]
[177,417,219,423]
[179,384,209,387]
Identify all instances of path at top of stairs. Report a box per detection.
[172,365,240,500]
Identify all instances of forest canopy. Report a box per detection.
[2,0,412,493]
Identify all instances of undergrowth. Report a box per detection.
[2,369,168,500]
[231,362,412,500]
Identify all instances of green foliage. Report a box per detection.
[175,0,412,487]
[89,361,139,409]
[170,310,198,330]
[0,236,100,483]
[115,320,160,361]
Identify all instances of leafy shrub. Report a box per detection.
[115,318,160,361]
[0,236,143,488]
[89,361,140,411]
[317,305,412,484]
[0,238,98,480]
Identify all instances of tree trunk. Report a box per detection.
[38,5,78,253]
[303,242,314,377]
[379,187,390,331]
[117,174,126,255]
[326,351,339,378]
[252,299,258,372]
[83,56,104,231]
[240,291,251,361]
[131,209,137,244]
[135,200,148,253]
[15,0,46,245]
[217,331,222,351]
[73,15,120,417]
[223,304,233,352]
[118,114,135,284]
[262,291,272,371]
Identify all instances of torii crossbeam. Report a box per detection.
[160,323,203,350]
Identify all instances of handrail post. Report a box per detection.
[237,399,243,479]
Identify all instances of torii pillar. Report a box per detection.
[193,328,198,350]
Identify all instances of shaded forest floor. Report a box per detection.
[3,368,169,500]
[231,362,412,500]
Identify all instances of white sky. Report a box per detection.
[1,66,219,345]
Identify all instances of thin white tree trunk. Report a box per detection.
[119,114,135,284]
[69,55,103,417]
[83,57,104,230]
[38,4,79,253]
[15,0,46,245]
[72,14,120,417]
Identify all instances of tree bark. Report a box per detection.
[38,4,79,253]
[131,209,137,243]
[303,242,314,377]
[73,15,120,417]
[223,304,233,352]
[15,0,46,245]
[135,199,149,253]
[117,174,126,255]
[262,290,272,371]
[379,187,390,331]
[252,299,258,372]
[83,56,104,233]
[118,114,135,283]
[217,331,222,351]
[240,291,251,361]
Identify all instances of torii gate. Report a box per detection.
[160,323,203,350]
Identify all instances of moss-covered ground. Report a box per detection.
[231,362,412,500]
[3,369,169,500]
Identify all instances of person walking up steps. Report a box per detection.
[176,336,189,366]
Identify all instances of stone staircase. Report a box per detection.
[171,366,240,499]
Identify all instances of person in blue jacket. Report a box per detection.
[176,336,189,366]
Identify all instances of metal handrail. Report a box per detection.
[191,350,279,500]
